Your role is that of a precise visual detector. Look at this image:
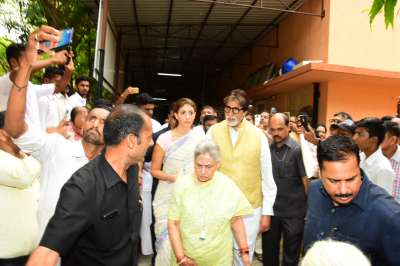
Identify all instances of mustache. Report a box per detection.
[85,127,100,135]
[334,193,353,198]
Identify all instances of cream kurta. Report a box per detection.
[168,171,253,266]
[0,150,40,258]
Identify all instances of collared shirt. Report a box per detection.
[360,148,395,195]
[41,154,142,266]
[39,93,69,129]
[304,174,400,266]
[390,145,400,202]
[151,118,162,133]
[67,92,86,110]
[0,151,41,258]
[206,123,277,215]
[0,72,54,128]
[13,124,89,241]
[270,137,307,217]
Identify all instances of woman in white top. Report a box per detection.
[151,98,204,266]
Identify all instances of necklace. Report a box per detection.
[273,146,289,162]
[197,187,208,241]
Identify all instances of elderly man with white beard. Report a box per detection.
[206,89,277,265]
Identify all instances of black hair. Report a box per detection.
[75,76,90,86]
[43,67,64,81]
[103,104,145,146]
[317,136,360,170]
[6,43,25,66]
[383,121,400,138]
[355,117,385,145]
[136,93,155,106]
[333,111,353,121]
[70,106,88,125]
[270,112,289,126]
[315,123,327,131]
[381,115,394,122]
[245,112,255,120]
[203,115,218,123]
[0,111,5,129]
[92,98,114,112]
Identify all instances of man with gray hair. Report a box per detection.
[27,104,154,266]
[207,89,277,265]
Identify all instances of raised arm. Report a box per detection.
[115,86,139,105]
[4,50,32,138]
[54,50,74,94]
[31,50,68,73]
[5,26,61,138]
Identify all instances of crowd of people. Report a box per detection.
[1,26,400,266]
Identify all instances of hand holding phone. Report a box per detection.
[299,115,310,131]
[41,28,74,52]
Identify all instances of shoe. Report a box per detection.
[254,252,263,262]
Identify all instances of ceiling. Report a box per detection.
[82,0,309,103]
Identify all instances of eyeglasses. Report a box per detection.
[330,118,342,124]
[224,106,244,114]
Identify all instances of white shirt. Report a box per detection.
[67,92,86,110]
[207,125,277,215]
[14,124,89,241]
[192,124,206,136]
[39,93,69,129]
[360,148,395,194]
[151,118,162,133]
[0,72,55,128]
[392,145,400,163]
[0,151,41,258]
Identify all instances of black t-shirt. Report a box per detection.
[40,154,142,266]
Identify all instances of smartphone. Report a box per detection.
[298,115,310,131]
[42,28,74,51]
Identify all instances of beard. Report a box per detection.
[83,128,103,145]
[226,117,239,127]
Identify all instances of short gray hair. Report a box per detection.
[194,140,221,163]
[301,239,371,266]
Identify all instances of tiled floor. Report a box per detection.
[138,255,263,266]
[139,235,264,265]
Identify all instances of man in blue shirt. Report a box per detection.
[304,136,400,266]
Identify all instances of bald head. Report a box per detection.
[270,113,289,126]
[269,113,290,146]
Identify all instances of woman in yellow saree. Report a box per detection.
[151,98,205,266]
[168,140,253,266]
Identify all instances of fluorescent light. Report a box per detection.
[157,72,182,77]
[153,97,167,101]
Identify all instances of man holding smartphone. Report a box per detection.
[0,43,71,129]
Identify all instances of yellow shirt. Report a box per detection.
[168,171,253,266]
[0,150,40,258]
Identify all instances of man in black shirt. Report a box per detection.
[262,113,308,266]
[27,104,154,266]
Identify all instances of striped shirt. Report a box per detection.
[390,146,400,203]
